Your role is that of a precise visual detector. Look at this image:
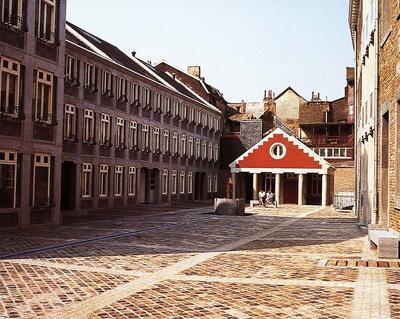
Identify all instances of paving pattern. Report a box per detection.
[0,204,399,318]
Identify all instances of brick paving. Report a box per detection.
[0,204,399,318]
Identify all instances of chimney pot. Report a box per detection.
[131,51,136,57]
[268,90,273,99]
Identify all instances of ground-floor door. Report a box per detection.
[61,161,76,211]
[283,173,298,204]
[306,174,322,205]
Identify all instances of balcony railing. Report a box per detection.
[303,135,353,146]
[0,14,26,31]
[0,106,24,119]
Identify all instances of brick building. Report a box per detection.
[226,69,355,205]
[349,0,400,257]
[0,3,222,228]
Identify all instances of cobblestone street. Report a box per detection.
[1,205,399,318]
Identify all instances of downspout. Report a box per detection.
[372,0,379,225]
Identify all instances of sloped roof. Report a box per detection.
[230,127,332,174]
[274,86,308,102]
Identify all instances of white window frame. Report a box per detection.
[37,0,56,43]
[162,169,168,195]
[84,62,96,90]
[208,173,212,193]
[162,130,170,154]
[202,141,207,159]
[83,109,94,143]
[172,132,178,155]
[188,137,194,157]
[64,104,76,141]
[1,0,23,28]
[101,70,112,95]
[196,138,201,158]
[35,69,53,123]
[179,171,185,194]
[99,164,109,197]
[100,113,111,145]
[142,124,149,150]
[65,55,78,82]
[128,166,136,196]
[0,150,17,208]
[153,127,160,152]
[116,76,126,100]
[114,165,123,197]
[187,171,193,194]
[213,174,218,193]
[214,144,219,161]
[81,163,92,198]
[180,134,186,156]
[0,56,20,117]
[208,142,213,161]
[32,153,51,207]
[171,170,177,195]
[129,121,138,149]
[115,117,125,148]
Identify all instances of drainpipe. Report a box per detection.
[372,0,379,225]
[354,21,361,224]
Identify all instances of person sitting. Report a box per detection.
[258,189,266,206]
[266,190,277,207]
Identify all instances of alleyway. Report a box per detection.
[0,205,399,318]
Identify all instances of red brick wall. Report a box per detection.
[378,0,400,232]
[333,167,355,193]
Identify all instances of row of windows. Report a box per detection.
[65,55,220,131]
[0,55,55,124]
[312,147,352,159]
[64,105,219,161]
[0,150,218,209]
[0,0,58,44]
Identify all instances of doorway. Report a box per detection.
[381,111,389,225]
[61,161,76,210]
[283,173,298,204]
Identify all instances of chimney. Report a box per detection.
[172,73,176,80]
[131,51,136,57]
[268,90,273,99]
[187,65,201,78]
[311,91,321,101]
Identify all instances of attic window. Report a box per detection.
[270,143,286,160]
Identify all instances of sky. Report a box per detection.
[66,0,354,103]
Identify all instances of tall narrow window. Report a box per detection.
[129,121,138,149]
[196,110,201,125]
[154,92,160,111]
[188,137,194,157]
[196,138,201,158]
[99,164,109,197]
[142,124,149,151]
[172,132,178,155]
[180,134,186,156]
[189,107,195,123]
[37,0,57,43]
[171,170,177,194]
[101,70,112,96]
[208,174,212,193]
[208,142,213,161]
[1,0,23,28]
[116,76,126,101]
[34,69,53,123]
[33,154,51,207]
[65,55,79,84]
[202,113,208,127]
[114,166,123,196]
[187,171,193,194]
[213,174,218,193]
[173,101,179,118]
[129,82,140,105]
[0,150,17,208]
[83,109,94,143]
[115,117,125,148]
[84,63,96,91]
[128,167,136,196]
[162,130,170,154]
[214,144,219,161]
[81,163,92,198]
[100,113,111,145]
[64,104,76,141]
[202,141,207,159]
[0,56,20,117]
[153,127,160,152]
[180,171,185,194]
[162,169,168,195]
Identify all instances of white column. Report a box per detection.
[298,174,304,206]
[232,173,237,199]
[253,173,258,200]
[275,173,281,205]
[322,173,328,206]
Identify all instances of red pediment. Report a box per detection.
[231,128,331,172]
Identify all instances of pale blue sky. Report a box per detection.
[66,0,354,102]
